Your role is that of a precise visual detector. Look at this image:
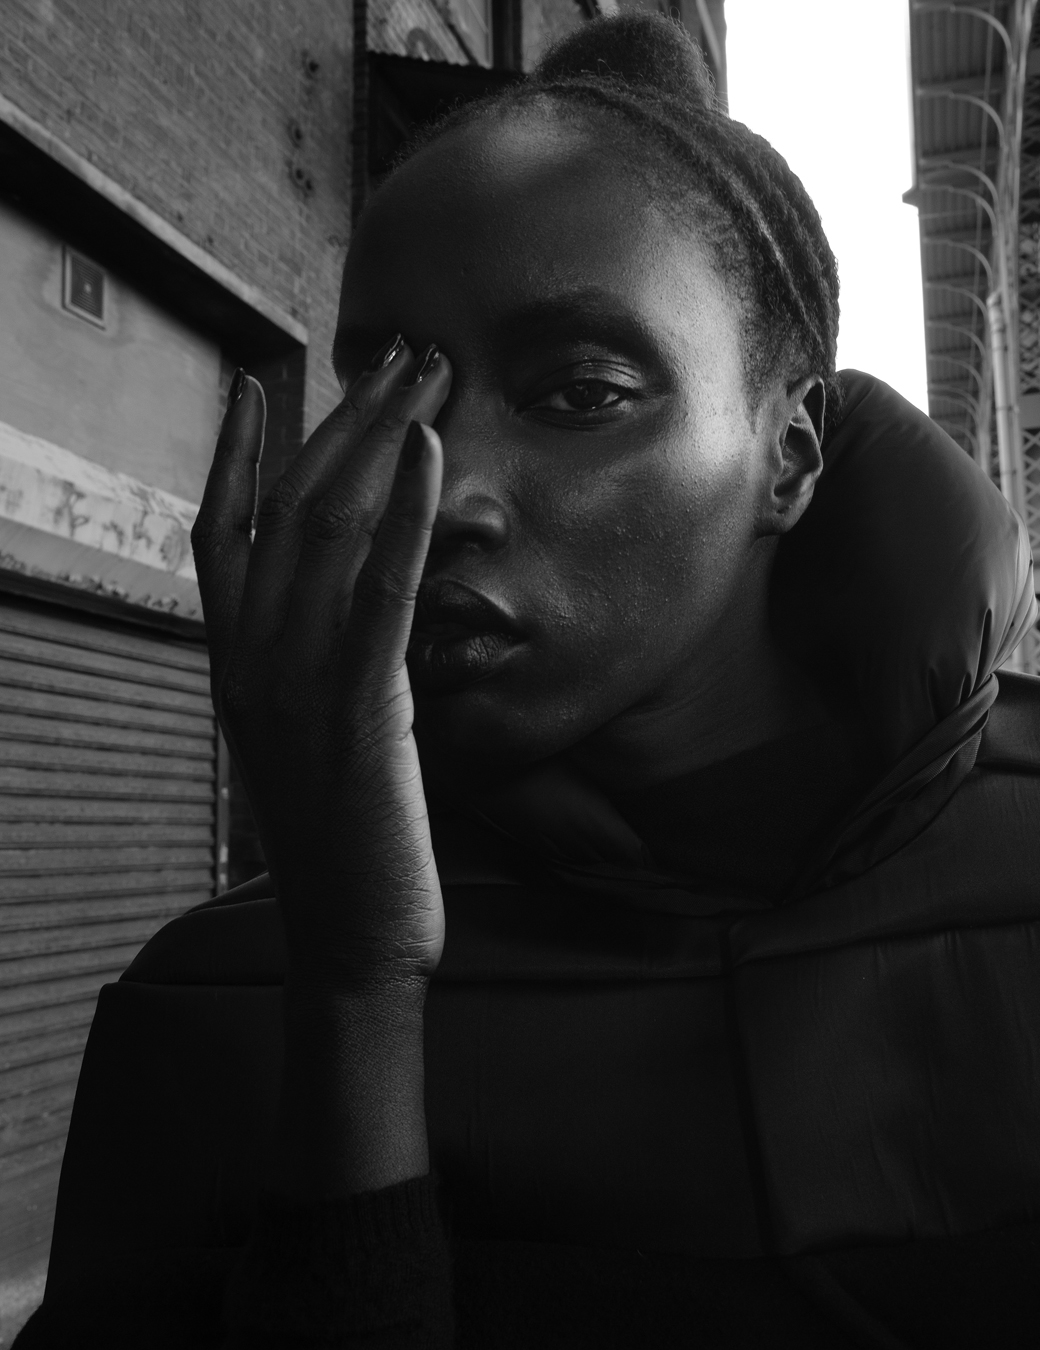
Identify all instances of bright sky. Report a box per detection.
[726,0,929,412]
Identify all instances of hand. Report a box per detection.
[191,339,451,992]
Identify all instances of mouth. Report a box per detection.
[408,580,523,692]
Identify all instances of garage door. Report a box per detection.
[0,589,222,1281]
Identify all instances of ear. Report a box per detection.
[759,374,825,536]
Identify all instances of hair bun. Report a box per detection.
[533,12,716,112]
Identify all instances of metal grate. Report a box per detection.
[61,250,105,328]
[1016,20,1040,673]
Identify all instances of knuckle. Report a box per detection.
[190,511,217,555]
[191,506,250,557]
[256,475,305,526]
[367,409,410,445]
[329,396,364,432]
[304,493,365,546]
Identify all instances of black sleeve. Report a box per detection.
[221,1175,454,1349]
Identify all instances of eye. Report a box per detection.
[531,378,629,416]
[548,380,620,411]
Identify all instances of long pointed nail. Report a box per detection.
[411,345,440,384]
[368,333,405,371]
[226,368,246,411]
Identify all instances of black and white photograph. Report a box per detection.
[1,1,1039,1346]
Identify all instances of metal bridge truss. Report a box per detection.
[910,0,1040,673]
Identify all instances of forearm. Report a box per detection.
[222,977,453,1348]
[268,975,431,1201]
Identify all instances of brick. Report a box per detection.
[0,0,353,439]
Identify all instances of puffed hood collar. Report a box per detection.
[773,369,1035,766]
[455,371,1037,910]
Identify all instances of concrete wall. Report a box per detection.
[0,0,353,440]
[0,201,222,505]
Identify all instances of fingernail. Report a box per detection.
[368,333,405,371]
[400,421,427,473]
[226,368,246,411]
[411,345,440,384]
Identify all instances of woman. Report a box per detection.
[21,13,1040,1349]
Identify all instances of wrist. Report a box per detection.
[281,973,428,1073]
[272,974,430,1200]
[284,962,430,1009]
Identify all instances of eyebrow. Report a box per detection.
[330,288,669,382]
[489,289,666,362]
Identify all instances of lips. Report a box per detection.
[408,579,522,691]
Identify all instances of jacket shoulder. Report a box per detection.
[978,671,1040,772]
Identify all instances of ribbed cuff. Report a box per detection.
[223,1175,453,1347]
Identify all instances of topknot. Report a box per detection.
[533,12,716,112]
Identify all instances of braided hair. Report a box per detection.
[391,12,841,415]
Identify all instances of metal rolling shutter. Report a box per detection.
[0,591,220,1280]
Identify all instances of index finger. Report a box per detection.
[191,372,267,680]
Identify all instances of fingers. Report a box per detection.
[346,422,443,681]
[191,372,266,678]
[236,340,448,650]
[285,349,452,639]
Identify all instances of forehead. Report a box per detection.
[337,107,732,365]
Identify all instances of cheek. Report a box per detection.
[525,425,757,670]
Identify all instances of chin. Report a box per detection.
[412,667,605,788]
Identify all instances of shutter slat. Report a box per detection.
[0,1025,93,1074]
[0,606,209,674]
[0,895,205,938]
[0,1136,66,1186]
[0,1149,63,1264]
[0,821,213,847]
[1,916,198,960]
[0,710,213,758]
[0,972,127,1018]
[0,845,214,876]
[0,1054,85,1103]
[0,1093,76,1156]
[0,631,211,695]
[0,766,214,799]
[1,1078,78,1128]
[0,655,213,715]
[0,999,99,1046]
[0,943,161,987]
[0,742,213,778]
[0,868,213,901]
[0,795,214,823]
[0,683,213,735]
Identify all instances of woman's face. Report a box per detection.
[336,108,793,777]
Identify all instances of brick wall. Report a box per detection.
[0,0,352,441]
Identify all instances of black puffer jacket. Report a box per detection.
[19,374,1040,1349]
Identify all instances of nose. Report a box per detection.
[427,413,511,565]
[428,485,509,565]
